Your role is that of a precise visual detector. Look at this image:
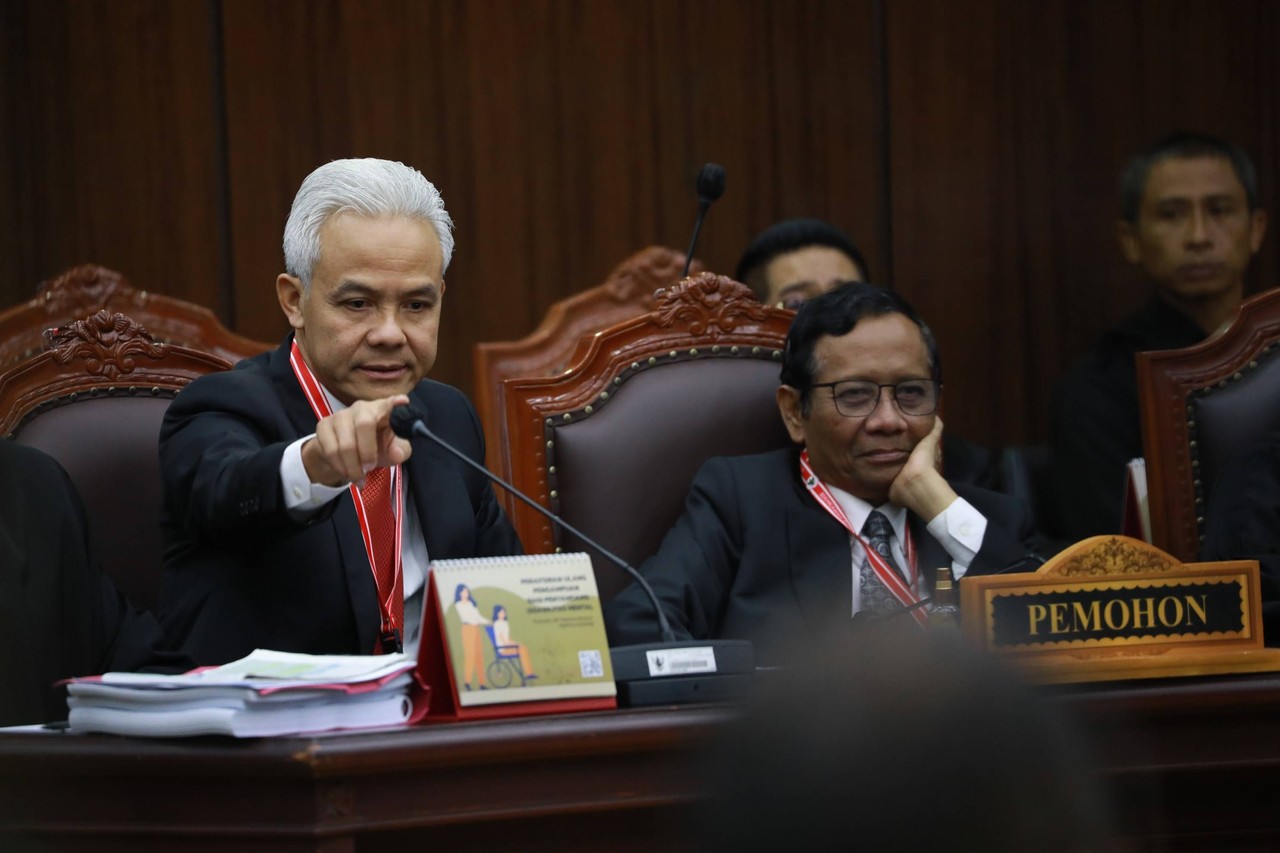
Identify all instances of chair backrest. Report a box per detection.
[1137,287,1280,561]
[996,445,1060,541]
[0,310,233,611]
[502,273,795,602]
[472,246,702,476]
[0,264,272,369]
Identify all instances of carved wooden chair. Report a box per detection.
[1138,287,1280,561]
[501,273,795,602]
[0,264,272,369]
[0,311,233,611]
[472,246,703,478]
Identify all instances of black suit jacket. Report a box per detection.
[158,337,522,665]
[1049,297,1206,539]
[1,441,186,725]
[605,448,1038,664]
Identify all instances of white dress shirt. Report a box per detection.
[826,486,987,616]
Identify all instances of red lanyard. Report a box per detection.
[289,340,405,638]
[799,450,928,626]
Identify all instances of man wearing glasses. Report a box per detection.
[736,218,1000,493]
[605,283,1039,661]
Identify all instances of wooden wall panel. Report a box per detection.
[886,0,1007,449]
[1,0,1275,446]
[218,0,453,348]
[1000,0,1146,434]
[0,0,222,313]
[1131,0,1279,297]
[218,0,882,395]
[886,0,1147,447]
[885,0,1279,446]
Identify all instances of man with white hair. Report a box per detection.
[158,159,522,665]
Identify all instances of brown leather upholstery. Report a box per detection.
[472,246,703,480]
[0,264,272,369]
[0,311,232,611]
[502,273,794,601]
[1138,287,1280,561]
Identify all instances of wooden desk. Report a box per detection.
[3,674,1280,852]
[1051,672,1280,850]
[0,704,722,853]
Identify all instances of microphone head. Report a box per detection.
[389,403,425,439]
[696,162,726,204]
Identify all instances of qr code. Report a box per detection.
[578,649,604,678]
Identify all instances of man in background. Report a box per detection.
[159,158,521,666]
[1051,132,1268,540]
[735,218,868,309]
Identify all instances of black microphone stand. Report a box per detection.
[682,162,726,277]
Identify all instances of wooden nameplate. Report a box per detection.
[960,536,1280,683]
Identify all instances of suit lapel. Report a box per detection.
[406,398,473,562]
[331,491,379,653]
[785,480,855,632]
[264,335,379,653]
[264,336,323,439]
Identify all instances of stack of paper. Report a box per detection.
[66,649,418,737]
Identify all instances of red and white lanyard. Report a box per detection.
[289,340,405,642]
[799,450,928,627]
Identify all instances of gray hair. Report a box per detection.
[283,158,455,286]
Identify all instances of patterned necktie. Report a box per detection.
[859,510,905,616]
[360,466,402,646]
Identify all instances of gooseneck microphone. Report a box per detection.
[390,403,754,705]
[389,404,675,643]
[681,162,726,277]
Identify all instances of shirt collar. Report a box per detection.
[320,384,346,415]
[826,484,908,543]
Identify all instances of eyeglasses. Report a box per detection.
[811,379,940,417]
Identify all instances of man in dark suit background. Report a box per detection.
[159,159,522,666]
[735,218,868,309]
[605,284,1038,662]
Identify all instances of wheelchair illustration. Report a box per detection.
[486,625,528,688]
